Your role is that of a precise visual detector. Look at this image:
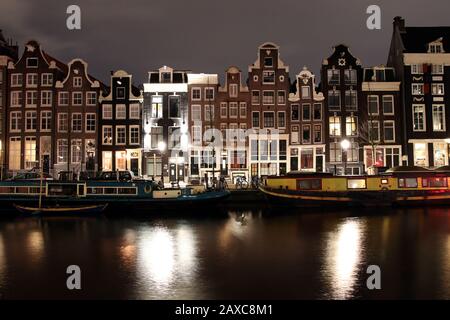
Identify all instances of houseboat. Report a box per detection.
[0,178,230,215]
[259,166,450,207]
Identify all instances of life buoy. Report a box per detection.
[144,184,152,194]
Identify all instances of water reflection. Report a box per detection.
[135,223,199,299]
[26,230,45,264]
[323,218,365,299]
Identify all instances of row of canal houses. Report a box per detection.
[0,17,449,183]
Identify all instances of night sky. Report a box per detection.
[1,0,449,85]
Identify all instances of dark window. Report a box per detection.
[297,179,322,190]
[169,96,180,118]
[26,58,38,68]
[398,178,418,188]
[116,87,125,99]
[264,57,273,67]
[422,177,447,188]
[291,104,299,121]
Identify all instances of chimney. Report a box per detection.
[393,16,406,33]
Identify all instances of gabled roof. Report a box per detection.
[401,27,450,53]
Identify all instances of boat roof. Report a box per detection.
[384,166,430,173]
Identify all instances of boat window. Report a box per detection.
[297,179,322,190]
[88,187,103,194]
[48,184,78,196]
[398,178,418,188]
[29,187,42,194]
[422,177,447,188]
[104,188,117,195]
[118,187,137,195]
[16,187,29,194]
[78,185,85,196]
[347,178,367,189]
[0,186,16,194]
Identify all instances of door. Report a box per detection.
[316,155,324,172]
[177,164,184,181]
[169,163,176,182]
[130,158,139,176]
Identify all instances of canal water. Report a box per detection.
[0,206,450,299]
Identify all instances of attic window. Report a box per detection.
[428,41,444,53]
[161,72,171,83]
[26,58,38,68]
[264,57,273,67]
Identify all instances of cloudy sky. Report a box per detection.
[1,0,449,84]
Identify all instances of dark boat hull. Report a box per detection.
[259,186,450,208]
[13,203,108,215]
[1,190,231,215]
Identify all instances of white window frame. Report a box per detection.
[412,83,424,95]
[239,102,247,118]
[41,91,52,106]
[432,104,446,132]
[413,104,426,132]
[26,73,38,88]
[85,113,96,133]
[116,125,126,145]
[73,76,82,88]
[41,73,53,86]
[432,83,445,96]
[72,92,83,106]
[204,87,214,100]
[10,111,21,132]
[86,92,97,106]
[11,74,23,87]
[102,126,113,145]
[116,104,127,120]
[102,104,112,119]
[25,110,37,132]
[40,110,52,132]
[71,113,83,133]
[383,120,395,142]
[129,125,140,145]
[219,103,227,119]
[191,87,201,101]
[129,104,140,119]
[25,91,38,107]
[382,95,394,115]
[58,92,69,106]
[229,84,238,98]
[58,113,68,132]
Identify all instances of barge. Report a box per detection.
[0,178,230,215]
[259,166,450,207]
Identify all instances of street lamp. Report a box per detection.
[158,141,166,185]
[341,139,350,176]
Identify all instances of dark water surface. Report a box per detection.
[0,206,450,299]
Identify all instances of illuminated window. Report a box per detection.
[347,178,366,189]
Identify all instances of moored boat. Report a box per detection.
[0,178,230,214]
[259,166,450,208]
[13,203,108,215]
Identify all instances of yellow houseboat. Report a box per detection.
[259,166,450,207]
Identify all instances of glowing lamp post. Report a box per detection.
[341,139,350,176]
[158,141,166,185]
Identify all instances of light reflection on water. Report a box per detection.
[323,218,365,299]
[0,208,449,299]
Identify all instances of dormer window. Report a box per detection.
[428,40,444,53]
[161,72,171,83]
